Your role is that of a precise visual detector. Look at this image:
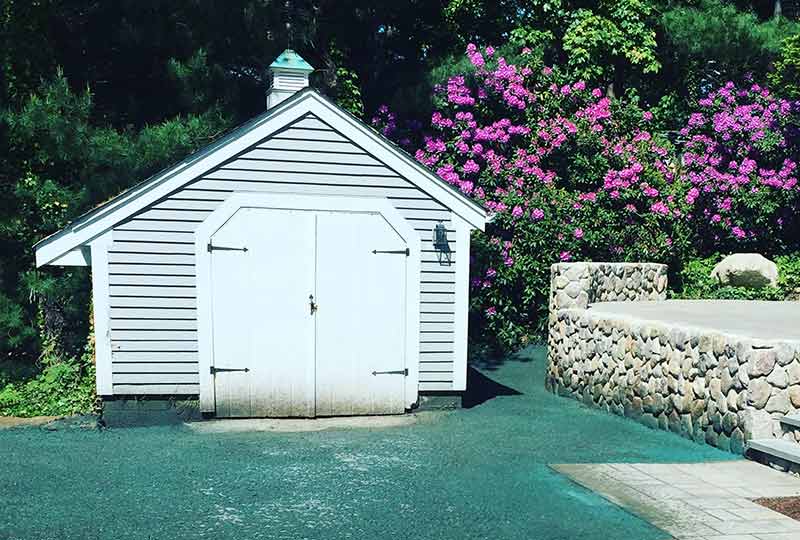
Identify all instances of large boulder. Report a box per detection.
[711,253,778,288]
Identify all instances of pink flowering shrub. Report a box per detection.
[373,45,800,351]
[679,82,800,249]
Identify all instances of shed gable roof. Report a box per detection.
[34,89,486,267]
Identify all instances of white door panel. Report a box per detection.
[209,210,252,417]
[211,208,316,417]
[315,212,407,415]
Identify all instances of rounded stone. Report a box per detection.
[720,369,734,395]
[765,390,791,414]
[767,365,789,389]
[727,389,739,412]
[747,349,777,378]
[706,426,718,446]
[788,362,800,386]
[790,385,800,408]
[722,411,738,434]
[730,428,746,454]
[748,377,771,409]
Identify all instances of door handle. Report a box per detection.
[309,294,318,315]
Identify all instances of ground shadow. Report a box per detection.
[469,343,540,371]
[462,367,523,408]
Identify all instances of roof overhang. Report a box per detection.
[34,89,487,267]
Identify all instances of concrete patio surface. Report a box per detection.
[587,300,800,341]
[554,461,800,540]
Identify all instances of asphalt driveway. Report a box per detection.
[1,346,736,540]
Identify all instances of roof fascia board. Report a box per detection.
[35,92,317,267]
[306,96,486,231]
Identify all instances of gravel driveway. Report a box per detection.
[0,346,736,540]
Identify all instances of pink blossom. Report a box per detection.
[574,228,584,239]
[559,251,571,262]
[531,208,544,220]
[463,159,480,174]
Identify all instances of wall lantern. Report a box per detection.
[433,222,452,266]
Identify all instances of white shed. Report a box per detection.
[34,50,486,418]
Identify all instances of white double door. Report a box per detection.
[210,207,407,417]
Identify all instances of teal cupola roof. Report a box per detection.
[269,49,314,73]
[266,49,314,109]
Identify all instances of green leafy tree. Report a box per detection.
[769,33,800,99]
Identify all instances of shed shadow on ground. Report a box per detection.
[462,367,523,408]
[469,343,539,371]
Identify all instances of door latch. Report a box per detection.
[309,294,318,315]
[207,243,248,253]
[372,368,409,376]
[210,366,250,374]
[372,248,410,256]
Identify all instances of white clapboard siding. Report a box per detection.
[110,318,197,330]
[292,117,331,130]
[272,127,348,142]
[112,351,198,362]
[108,253,195,265]
[113,384,199,395]
[221,158,395,177]
[111,242,195,255]
[113,230,195,243]
[242,148,384,166]
[418,372,455,383]
[112,340,198,352]
[420,312,455,323]
[204,169,413,188]
[419,281,456,293]
[420,321,454,333]
[113,362,199,373]
[110,307,197,319]
[112,373,199,384]
[132,208,213,222]
[419,352,455,362]
[190,179,422,199]
[109,264,195,276]
[110,297,196,308]
[110,285,195,298]
[152,199,221,211]
[109,274,196,287]
[110,329,197,341]
[420,342,454,353]
[116,219,200,233]
[169,189,230,201]
[421,271,456,283]
[256,137,361,154]
[419,362,455,373]
[108,113,459,394]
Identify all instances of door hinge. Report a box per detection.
[372,368,408,376]
[372,248,409,256]
[207,243,248,253]
[210,366,250,374]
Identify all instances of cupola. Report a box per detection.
[266,49,314,109]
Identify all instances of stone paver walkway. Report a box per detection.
[553,461,800,540]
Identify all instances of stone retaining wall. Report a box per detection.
[549,262,668,311]
[546,262,800,454]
